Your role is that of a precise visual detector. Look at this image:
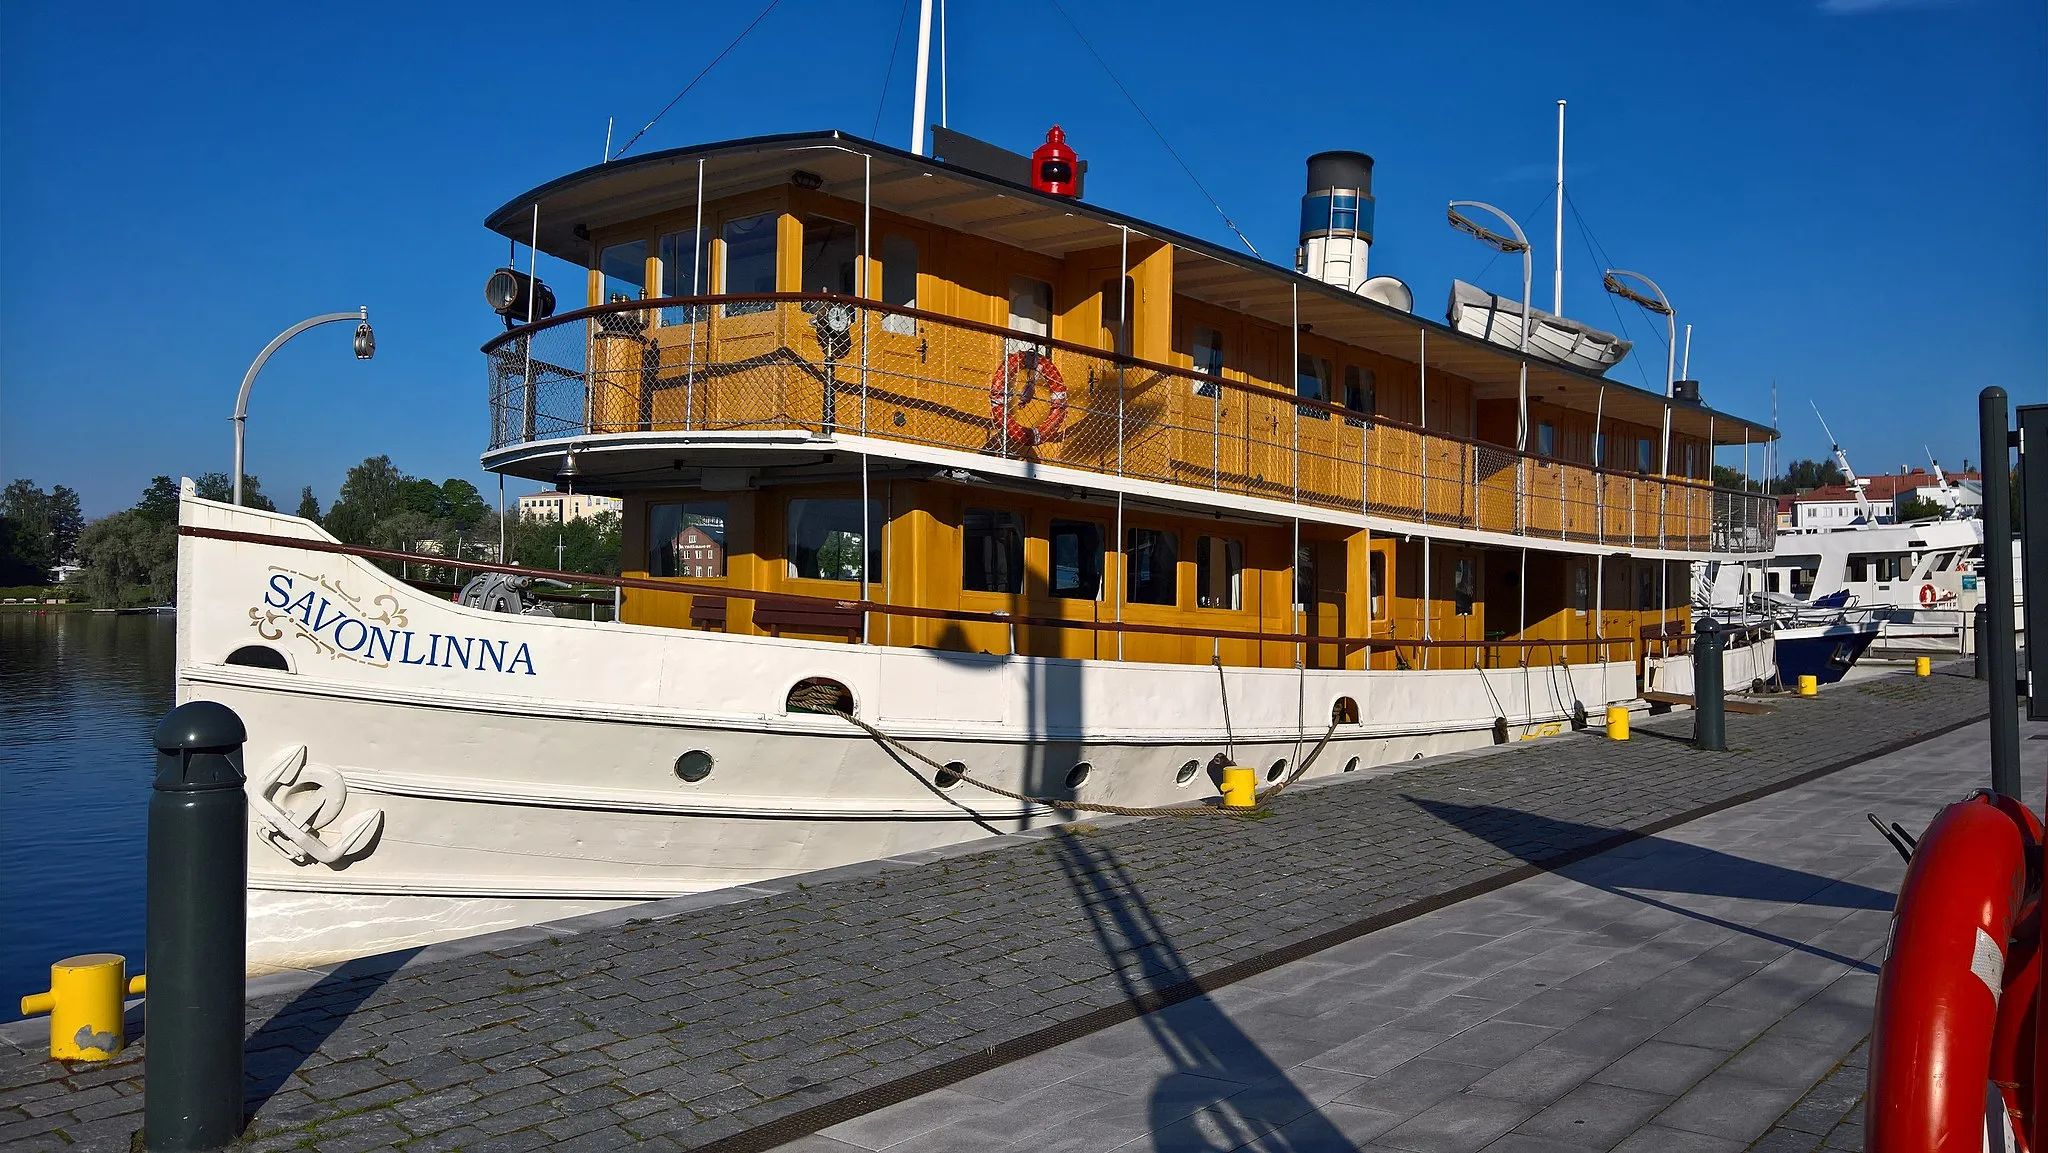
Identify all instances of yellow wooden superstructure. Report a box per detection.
[481,132,1775,674]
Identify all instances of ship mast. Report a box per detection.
[910,0,935,154]
[1553,100,1565,315]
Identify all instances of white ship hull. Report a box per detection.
[177,495,1638,975]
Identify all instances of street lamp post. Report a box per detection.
[232,308,375,506]
[1600,270,1677,477]
[1447,201,1533,458]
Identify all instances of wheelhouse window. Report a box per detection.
[1125,528,1178,606]
[1453,558,1477,616]
[801,217,857,296]
[599,240,648,302]
[722,213,778,316]
[1190,325,1224,398]
[1049,520,1104,600]
[1195,536,1243,610]
[659,229,709,298]
[881,234,918,334]
[1297,354,1331,420]
[649,501,728,578]
[787,498,882,582]
[963,508,1025,594]
[1008,276,1052,350]
[1370,551,1388,621]
[1342,365,1376,426]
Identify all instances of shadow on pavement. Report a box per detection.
[1412,797,1889,974]
[1052,831,1360,1152]
[242,946,421,1116]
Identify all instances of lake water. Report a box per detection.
[0,611,175,1019]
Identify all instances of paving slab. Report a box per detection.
[0,668,1999,1150]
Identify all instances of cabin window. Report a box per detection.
[1370,552,1388,621]
[1342,365,1376,427]
[1126,528,1179,606]
[1452,558,1477,616]
[1195,536,1243,610]
[1297,354,1332,419]
[1008,276,1052,341]
[659,229,709,298]
[881,234,918,334]
[599,240,648,302]
[721,213,778,316]
[1049,519,1104,600]
[1850,553,1902,582]
[1536,421,1556,458]
[962,508,1025,594]
[1636,438,1655,474]
[801,217,858,296]
[1190,326,1224,398]
[649,501,728,578]
[1100,277,1134,357]
[1596,433,1614,469]
[786,498,883,582]
[1573,563,1590,612]
[1637,566,1657,610]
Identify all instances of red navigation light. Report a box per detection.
[1031,126,1079,198]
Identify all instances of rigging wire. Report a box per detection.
[1042,0,1261,258]
[1471,186,1556,286]
[1564,189,1657,393]
[610,0,784,161]
[872,0,917,139]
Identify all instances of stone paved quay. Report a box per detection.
[0,668,1994,1151]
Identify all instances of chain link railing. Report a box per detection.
[483,294,1775,555]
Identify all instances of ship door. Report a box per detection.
[866,231,950,443]
[1299,538,1347,669]
[1600,557,1637,666]
[1294,353,1341,505]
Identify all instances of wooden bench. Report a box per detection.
[753,601,865,637]
[688,596,728,629]
[1642,690,1777,715]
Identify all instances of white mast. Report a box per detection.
[910,0,935,155]
[1553,99,1565,316]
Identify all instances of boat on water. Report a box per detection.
[176,112,1779,971]
[1446,280,1633,375]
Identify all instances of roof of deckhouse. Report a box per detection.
[486,129,1777,446]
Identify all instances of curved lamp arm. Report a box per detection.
[1447,200,1530,254]
[232,307,371,506]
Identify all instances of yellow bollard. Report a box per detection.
[1220,766,1258,809]
[1916,656,1932,677]
[18,954,144,1061]
[1798,674,1818,697]
[1606,705,1630,741]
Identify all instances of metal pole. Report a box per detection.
[497,473,505,562]
[146,702,248,1152]
[232,309,368,505]
[1553,99,1565,317]
[909,0,935,154]
[1980,385,2021,798]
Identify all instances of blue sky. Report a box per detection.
[3,0,2042,516]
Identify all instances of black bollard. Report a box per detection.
[147,701,247,1152]
[1975,603,1990,681]
[1693,616,1726,751]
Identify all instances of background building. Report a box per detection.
[1781,467,1982,528]
[518,491,622,523]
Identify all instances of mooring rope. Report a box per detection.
[788,682,1340,818]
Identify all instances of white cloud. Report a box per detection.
[1818,0,1962,14]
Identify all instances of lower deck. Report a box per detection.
[613,475,1694,671]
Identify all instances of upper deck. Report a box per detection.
[479,130,1776,559]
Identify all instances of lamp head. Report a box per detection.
[353,322,376,360]
[1601,271,1672,315]
[1446,205,1527,254]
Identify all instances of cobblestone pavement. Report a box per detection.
[0,670,1992,1151]
[785,705,2029,1152]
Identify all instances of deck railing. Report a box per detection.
[484,294,1775,554]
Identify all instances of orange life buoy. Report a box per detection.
[1920,583,1942,608]
[989,351,1068,448]
[1868,792,2033,1151]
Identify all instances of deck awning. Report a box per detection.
[485,129,1775,447]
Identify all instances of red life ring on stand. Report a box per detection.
[1867,791,2036,1151]
[989,351,1068,449]
[1919,583,1942,608]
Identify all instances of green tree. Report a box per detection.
[1895,494,1945,522]
[324,455,408,546]
[74,509,177,606]
[1772,458,1844,494]
[506,509,620,576]
[440,479,488,531]
[136,476,180,525]
[296,486,322,522]
[0,479,85,580]
[194,471,277,511]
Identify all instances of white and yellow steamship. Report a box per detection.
[176,124,1777,971]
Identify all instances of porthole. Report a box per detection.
[1174,759,1200,787]
[1066,762,1092,789]
[225,645,290,671]
[1343,756,1360,773]
[1266,758,1287,783]
[936,761,965,789]
[674,750,714,783]
[787,677,854,716]
[1331,697,1360,725]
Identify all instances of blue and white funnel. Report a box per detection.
[1297,151,1375,292]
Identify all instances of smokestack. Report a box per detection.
[1297,151,1374,292]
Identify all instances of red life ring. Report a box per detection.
[1867,792,2034,1150]
[989,351,1068,448]
[1919,583,1941,608]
